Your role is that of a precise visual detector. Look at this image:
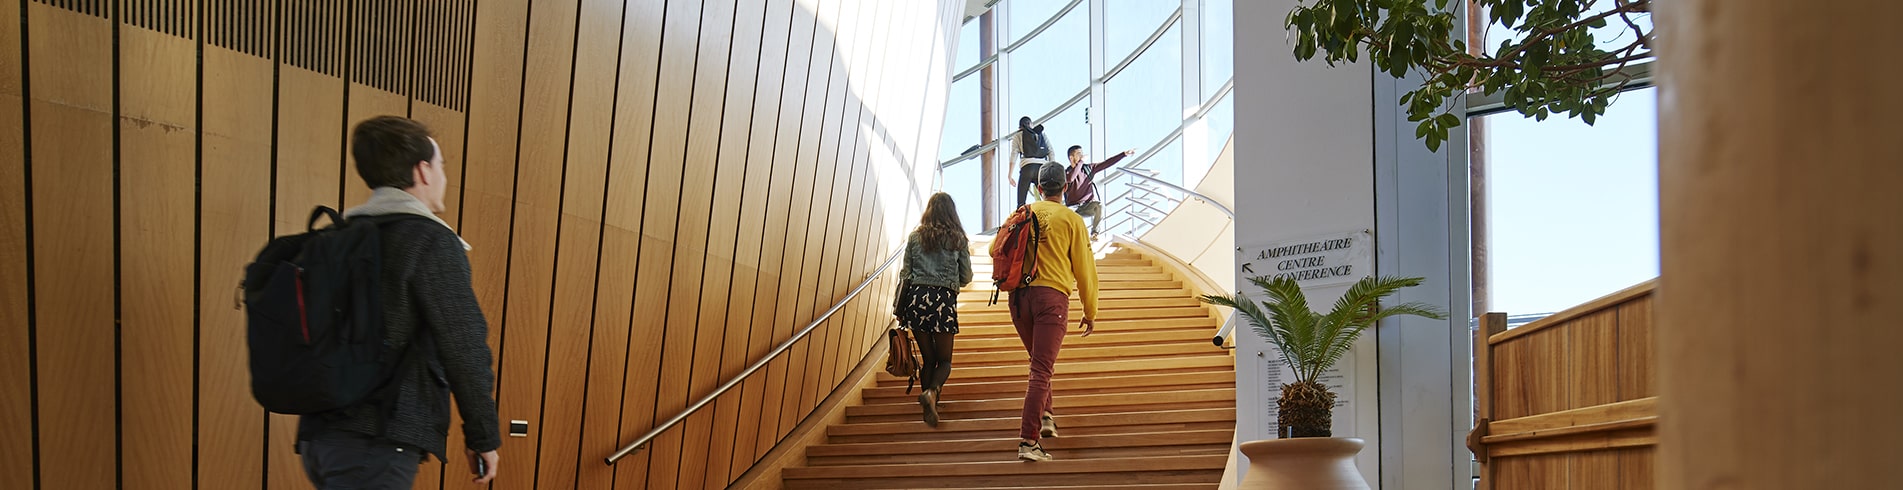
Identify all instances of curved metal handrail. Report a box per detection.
[1103,167,1234,219]
[604,247,907,465]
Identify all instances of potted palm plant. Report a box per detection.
[1201,275,1445,489]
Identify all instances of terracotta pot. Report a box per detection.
[1237,437,1369,489]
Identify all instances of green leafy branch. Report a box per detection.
[1285,0,1653,151]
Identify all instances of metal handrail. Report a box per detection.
[1212,311,1238,349]
[604,247,907,465]
[1103,167,1234,219]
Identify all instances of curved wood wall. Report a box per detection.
[0,0,959,488]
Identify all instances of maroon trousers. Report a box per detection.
[1009,286,1069,441]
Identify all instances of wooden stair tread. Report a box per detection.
[861,370,1235,400]
[828,408,1236,436]
[783,454,1228,480]
[942,343,1219,365]
[849,388,1235,417]
[808,430,1234,458]
[872,356,1233,384]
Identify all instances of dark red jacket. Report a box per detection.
[1064,152,1129,206]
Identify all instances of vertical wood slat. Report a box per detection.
[116,7,197,488]
[0,0,33,487]
[1568,310,1619,409]
[702,0,771,483]
[26,5,117,489]
[570,0,666,487]
[198,39,273,490]
[1617,296,1654,400]
[488,0,579,485]
[795,0,851,424]
[808,0,860,411]
[751,0,818,460]
[529,0,620,485]
[727,0,796,476]
[635,0,707,486]
[672,0,739,487]
[448,0,528,488]
[773,0,834,442]
[1474,313,1506,490]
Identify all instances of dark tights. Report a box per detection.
[914,332,956,392]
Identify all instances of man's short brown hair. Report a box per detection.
[351,116,434,189]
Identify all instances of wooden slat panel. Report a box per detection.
[1570,450,1619,490]
[641,0,711,485]
[673,1,739,487]
[1491,454,1566,490]
[1494,328,1567,420]
[27,6,116,489]
[779,0,842,437]
[197,43,274,490]
[1619,446,1653,489]
[750,0,819,463]
[528,0,620,485]
[571,0,666,487]
[0,0,31,486]
[116,17,196,490]
[449,2,527,489]
[489,0,578,485]
[1618,295,1655,400]
[702,0,770,484]
[726,0,796,477]
[803,0,853,418]
[1567,310,1619,410]
[1490,279,1655,345]
[828,0,877,393]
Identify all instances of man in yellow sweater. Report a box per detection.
[1011,162,1099,462]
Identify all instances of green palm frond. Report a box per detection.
[1200,274,1448,385]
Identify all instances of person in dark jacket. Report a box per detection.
[1005,116,1056,208]
[1063,145,1136,238]
[297,116,501,488]
[896,192,974,427]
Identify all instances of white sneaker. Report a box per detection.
[1018,442,1053,462]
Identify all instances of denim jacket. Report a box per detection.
[899,230,974,291]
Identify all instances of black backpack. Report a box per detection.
[242,206,425,414]
[1019,126,1052,160]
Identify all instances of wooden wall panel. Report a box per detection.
[703,0,770,484]
[27,5,117,489]
[454,1,528,488]
[811,0,864,402]
[573,0,665,487]
[776,0,835,437]
[1618,296,1654,400]
[1571,450,1620,490]
[490,0,578,485]
[117,16,197,490]
[197,43,272,490]
[1568,311,1619,409]
[729,0,797,475]
[531,0,622,485]
[638,0,710,486]
[0,0,31,487]
[672,0,738,482]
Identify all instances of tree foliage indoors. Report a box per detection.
[1285,0,1654,151]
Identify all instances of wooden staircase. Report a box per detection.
[780,244,1237,489]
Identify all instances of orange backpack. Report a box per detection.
[987,205,1042,305]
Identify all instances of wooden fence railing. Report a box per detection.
[1470,279,1658,489]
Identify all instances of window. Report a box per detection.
[1104,23,1182,155]
[1107,0,1178,63]
[1200,0,1233,98]
[1006,6,1088,119]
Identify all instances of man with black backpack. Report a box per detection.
[288,116,500,487]
[997,162,1099,462]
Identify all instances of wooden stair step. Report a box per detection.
[942,343,1226,367]
[861,370,1235,401]
[784,454,1227,481]
[949,329,1215,351]
[935,485,1218,490]
[957,296,1202,313]
[952,318,1216,338]
[848,388,1235,417]
[958,288,1187,302]
[806,432,1233,466]
[873,356,1233,385]
[827,408,1236,437]
[808,429,1234,458]
[847,400,1237,425]
[956,306,1210,325]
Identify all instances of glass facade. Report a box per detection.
[936,0,1236,236]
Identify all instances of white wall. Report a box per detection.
[1233,1,1472,488]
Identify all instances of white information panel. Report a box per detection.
[1236,229,1372,438]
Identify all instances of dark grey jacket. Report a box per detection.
[298,208,500,460]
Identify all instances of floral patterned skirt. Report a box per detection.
[896,284,960,335]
